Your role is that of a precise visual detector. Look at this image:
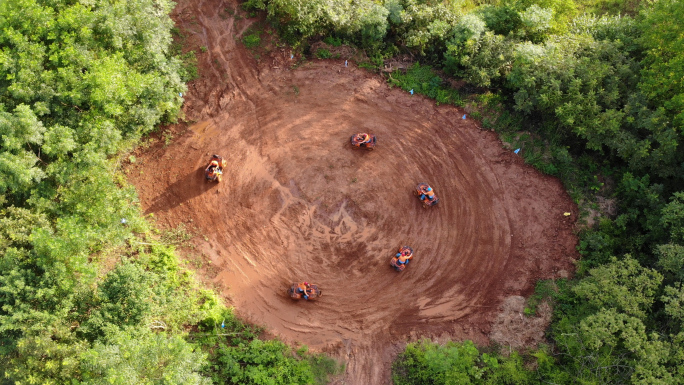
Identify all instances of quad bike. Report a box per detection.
[414,183,439,208]
[205,154,227,182]
[390,246,414,271]
[350,133,377,150]
[288,282,322,300]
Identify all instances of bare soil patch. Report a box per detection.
[127,1,578,383]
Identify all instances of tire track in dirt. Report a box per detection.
[129,1,578,383]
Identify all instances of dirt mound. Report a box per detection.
[127,1,578,383]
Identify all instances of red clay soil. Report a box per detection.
[127,0,578,383]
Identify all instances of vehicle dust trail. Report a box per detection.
[128,0,578,383]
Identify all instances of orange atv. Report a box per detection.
[288,282,322,300]
[205,154,227,182]
[390,246,414,271]
[414,183,439,208]
[350,132,377,150]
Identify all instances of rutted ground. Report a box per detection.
[128,0,578,383]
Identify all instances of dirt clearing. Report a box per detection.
[127,0,578,383]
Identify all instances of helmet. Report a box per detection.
[427,187,432,191]
[210,161,219,167]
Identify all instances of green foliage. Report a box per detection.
[393,340,536,384]
[656,243,684,281]
[308,354,345,385]
[479,5,522,35]
[573,0,641,15]
[662,283,684,327]
[5,323,89,385]
[573,256,662,319]
[323,36,342,46]
[662,192,684,243]
[194,309,341,385]
[80,328,210,385]
[315,48,332,59]
[180,51,200,82]
[243,32,262,48]
[80,262,155,341]
[508,33,637,151]
[445,29,513,87]
[389,63,465,106]
[0,105,46,195]
[518,4,554,42]
[0,1,218,383]
[524,280,557,316]
[397,1,459,57]
[639,0,684,122]
[213,339,316,385]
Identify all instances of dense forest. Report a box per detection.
[1,0,682,384]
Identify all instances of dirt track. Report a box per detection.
[127,1,578,383]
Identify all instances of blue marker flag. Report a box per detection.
[514,148,521,154]
[409,89,414,95]
[462,114,466,119]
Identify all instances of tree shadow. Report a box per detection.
[145,167,219,215]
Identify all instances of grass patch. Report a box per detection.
[524,280,558,316]
[192,311,342,385]
[160,222,195,246]
[387,63,465,106]
[242,32,261,48]
[170,27,199,81]
[308,353,345,385]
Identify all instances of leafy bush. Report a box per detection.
[389,63,464,106]
[243,32,262,48]
[393,340,535,385]
[194,310,342,385]
[315,48,332,59]
[323,36,343,46]
[80,328,210,385]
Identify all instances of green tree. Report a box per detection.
[638,0,684,133]
[80,328,210,385]
[572,256,662,319]
[212,339,316,385]
[0,105,46,195]
[392,340,536,385]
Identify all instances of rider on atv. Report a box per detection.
[205,154,225,181]
[395,246,413,268]
[295,282,313,300]
[355,133,371,144]
[420,185,436,203]
[350,132,377,150]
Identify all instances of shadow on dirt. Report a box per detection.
[145,167,219,214]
